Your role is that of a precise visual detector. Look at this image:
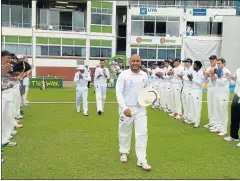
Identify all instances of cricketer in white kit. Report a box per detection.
[169,58,184,119]
[203,55,218,129]
[116,54,152,171]
[94,60,110,115]
[210,58,231,136]
[156,62,165,110]
[162,59,173,112]
[188,61,204,127]
[74,65,91,116]
[181,58,194,122]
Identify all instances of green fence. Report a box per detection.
[29,78,63,88]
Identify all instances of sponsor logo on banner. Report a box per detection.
[136,37,152,43]
[140,8,157,15]
[160,38,176,44]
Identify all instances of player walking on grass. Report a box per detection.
[74,65,91,116]
[116,54,152,171]
[94,60,110,115]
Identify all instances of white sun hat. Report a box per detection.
[138,87,160,107]
[77,65,85,70]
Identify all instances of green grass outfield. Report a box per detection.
[1,88,239,179]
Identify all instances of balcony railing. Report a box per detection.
[36,24,86,32]
[2,22,32,28]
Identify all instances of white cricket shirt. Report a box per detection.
[234,68,240,94]
[74,71,91,88]
[171,65,184,83]
[116,69,148,110]
[182,66,194,88]
[94,67,110,86]
[215,67,231,93]
[191,70,204,90]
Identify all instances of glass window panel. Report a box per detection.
[167,17,180,21]
[167,49,175,60]
[49,46,60,56]
[107,9,112,14]
[186,0,197,7]
[91,8,97,13]
[97,8,101,13]
[139,1,148,5]
[101,48,111,57]
[166,22,179,36]
[211,22,218,35]
[11,5,22,27]
[158,49,166,59]
[91,13,101,24]
[2,5,10,26]
[147,49,156,59]
[131,16,143,20]
[207,0,216,7]
[75,47,86,56]
[73,11,84,28]
[18,45,31,55]
[40,9,48,25]
[195,22,210,35]
[101,15,111,25]
[23,8,31,28]
[130,0,139,5]
[49,10,59,28]
[131,21,144,35]
[156,16,167,21]
[5,44,18,54]
[139,49,148,59]
[102,9,108,14]
[131,49,137,55]
[158,0,166,6]
[36,45,48,56]
[62,46,74,56]
[90,47,100,57]
[176,49,181,59]
[166,0,175,6]
[143,16,155,21]
[198,0,208,7]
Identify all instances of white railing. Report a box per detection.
[36,24,86,32]
[1,22,32,28]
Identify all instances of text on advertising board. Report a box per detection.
[140,8,157,15]
[160,38,176,44]
[136,37,152,43]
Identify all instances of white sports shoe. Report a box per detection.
[11,131,17,136]
[237,142,240,147]
[120,154,127,163]
[193,124,199,128]
[169,113,174,117]
[16,115,23,119]
[203,124,211,128]
[210,128,220,133]
[224,136,239,142]
[6,142,17,147]
[76,109,80,113]
[218,132,227,136]
[175,115,182,120]
[137,161,152,171]
[83,112,88,116]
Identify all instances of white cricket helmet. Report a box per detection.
[77,65,85,70]
[138,87,160,107]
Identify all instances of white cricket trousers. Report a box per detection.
[76,87,88,114]
[213,92,230,133]
[118,106,148,163]
[182,87,192,120]
[165,82,173,111]
[189,89,202,127]
[23,86,29,103]
[151,82,159,107]
[207,87,215,126]
[171,83,182,115]
[95,84,107,112]
[12,84,21,118]
[2,89,14,145]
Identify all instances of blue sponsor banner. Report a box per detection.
[193,8,207,16]
[140,8,157,15]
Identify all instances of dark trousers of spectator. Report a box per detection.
[230,94,240,139]
[87,81,91,88]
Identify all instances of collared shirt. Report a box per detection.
[233,68,240,94]
[215,67,231,93]
[116,69,148,110]
[182,66,194,88]
[204,65,218,88]
[150,67,162,83]
[191,70,204,90]
[74,71,91,88]
[171,65,184,83]
[94,67,110,86]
